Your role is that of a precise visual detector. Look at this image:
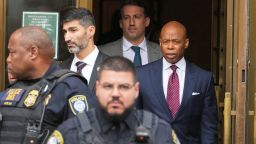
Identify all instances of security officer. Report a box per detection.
[47,56,174,144]
[0,26,96,144]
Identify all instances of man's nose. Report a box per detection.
[111,86,121,97]
[64,33,71,42]
[129,17,135,26]
[6,54,11,64]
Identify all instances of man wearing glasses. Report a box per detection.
[47,56,174,144]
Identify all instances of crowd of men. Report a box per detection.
[0,0,218,144]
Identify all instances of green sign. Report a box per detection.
[22,11,59,59]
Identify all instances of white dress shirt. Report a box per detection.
[122,37,149,65]
[70,46,99,83]
[162,57,186,104]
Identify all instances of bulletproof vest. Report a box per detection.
[0,70,87,144]
[76,109,159,144]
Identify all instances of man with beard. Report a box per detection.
[60,7,108,92]
[47,56,174,144]
[99,0,162,67]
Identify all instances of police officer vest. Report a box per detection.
[0,70,87,144]
[75,109,159,144]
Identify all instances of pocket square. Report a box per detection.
[192,92,200,95]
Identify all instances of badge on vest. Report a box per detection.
[47,130,64,144]
[1,88,25,106]
[69,95,88,115]
[24,90,39,108]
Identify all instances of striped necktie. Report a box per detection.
[76,61,86,75]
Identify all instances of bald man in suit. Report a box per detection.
[136,21,218,144]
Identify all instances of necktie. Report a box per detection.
[131,46,142,66]
[167,65,180,118]
[76,61,86,75]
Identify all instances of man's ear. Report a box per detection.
[145,17,150,27]
[29,45,39,59]
[134,82,140,99]
[185,38,189,49]
[119,19,123,29]
[95,80,100,98]
[87,25,95,37]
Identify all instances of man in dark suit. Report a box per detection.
[59,8,108,92]
[137,21,218,144]
[99,0,162,66]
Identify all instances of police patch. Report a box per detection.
[24,90,39,108]
[47,130,64,144]
[69,95,88,115]
[1,89,25,106]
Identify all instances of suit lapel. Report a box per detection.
[146,40,160,63]
[176,61,196,118]
[111,39,122,55]
[151,59,173,121]
[89,52,104,90]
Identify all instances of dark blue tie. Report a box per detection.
[131,46,142,67]
[76,61,86,75]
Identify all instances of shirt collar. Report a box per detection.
[162,57,186,71]
[73,46,99,66]
[122,37,147,52]
[96,108,137,133]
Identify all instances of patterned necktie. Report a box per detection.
[76,61,86,75]
[131,46,142,66]
[167,65,180,118]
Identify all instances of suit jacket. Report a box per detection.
[99,38,162,63]
[136,58,218,144]
[59,51,109,92]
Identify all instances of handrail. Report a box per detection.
[223,92,231,144]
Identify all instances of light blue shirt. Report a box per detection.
[122,37,149,65]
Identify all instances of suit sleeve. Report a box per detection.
[200,76,218,143]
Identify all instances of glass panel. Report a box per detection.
[5,0,76,85]
[6,0,75,60]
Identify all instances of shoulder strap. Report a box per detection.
[137,110,159,144]
[45,69,88,85]
[77,112,92,133]
[76,109,105,144]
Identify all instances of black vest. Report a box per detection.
[0,70,87,144]
[76,109,159,144]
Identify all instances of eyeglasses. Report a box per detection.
[99,82,135,92]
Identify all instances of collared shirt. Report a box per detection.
[96,108,136,143]
[70,46,99,83]
[122,37,148,65]
[162,57,186,104]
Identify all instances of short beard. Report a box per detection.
[99,104,134,123]
[68,46,81,54]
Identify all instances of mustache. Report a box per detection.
[107,97,124,105]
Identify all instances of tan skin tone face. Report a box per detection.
[63,20,95,58]
[159,21,189,64]
[120,5,150,45]
[96,70,139,116]
[63,20,89,54]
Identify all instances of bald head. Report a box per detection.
[11,26,55,60]
[7,26,55,80]
[160,21,187,39]
[159,21,189,64]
